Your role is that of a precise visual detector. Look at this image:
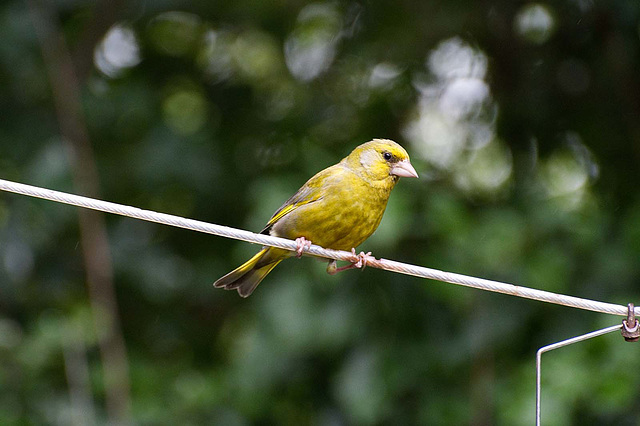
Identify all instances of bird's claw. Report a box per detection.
[350,248,373,270]
[295,237,312,258]
[326,248,374,275]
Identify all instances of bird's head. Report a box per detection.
[344,139,419,182]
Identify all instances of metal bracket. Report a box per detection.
[621,303,640,342]
[536,324,623,426]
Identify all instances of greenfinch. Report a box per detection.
[214,139,418,297]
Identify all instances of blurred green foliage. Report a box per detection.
[1,0,640,425]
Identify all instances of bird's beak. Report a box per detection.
[391,160,419,178]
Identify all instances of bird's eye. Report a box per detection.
[382,151,392,161]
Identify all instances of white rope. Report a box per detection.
[0,178,634,316]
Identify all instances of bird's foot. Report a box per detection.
[326,249,374,275]
[351,248,373,269]
[295,237,312,258]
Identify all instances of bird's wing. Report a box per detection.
[260,165,342,234]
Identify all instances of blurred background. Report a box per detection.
[1,0,640,424]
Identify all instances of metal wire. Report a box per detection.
[535,324,623,426]
[0,177,635,317]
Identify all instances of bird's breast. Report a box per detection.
[271,177,392,251]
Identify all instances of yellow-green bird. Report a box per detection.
[214,139,418,297]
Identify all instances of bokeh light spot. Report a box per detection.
[94,24,141,78]
[439,77,490,120]
[147,11,203,57]
[232,30,283,82]
[543,154,588,195]
[199,30,234,82]
[538,133,598,210]
[285,3,342,81]
[369,62,402,89]
[515,3,556,44]
[405,37,498,182]
[404,103,468,168]
[454,140,513,195]
[162,88,208,135]
[427,37,487,81]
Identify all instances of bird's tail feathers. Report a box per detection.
[213,248,284,297]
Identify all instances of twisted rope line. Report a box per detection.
[0,178,633,316]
